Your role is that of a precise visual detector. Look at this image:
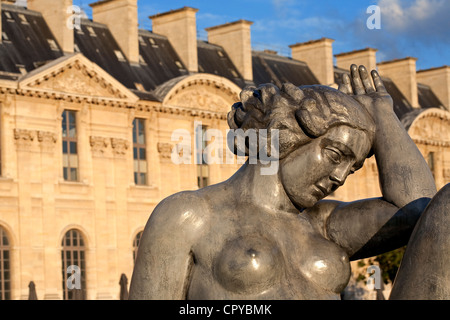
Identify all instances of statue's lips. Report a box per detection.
[314,184,330,198]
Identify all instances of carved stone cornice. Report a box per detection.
[14,129,57,152]
[11,88,133,109]
[162,75,240,108]
[88,136,130,158]
[26,60,129,100]
[39,131,57,153]
[14,53,138,108]
[157,142,173,160]
[1,86,229,120]
[37,131,57,144]
[14,128,35,141]
[110,138,130,156]
[145,103,228,120]
[90,136,109,156]
[412,138,450,147]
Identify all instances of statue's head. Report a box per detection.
[227,83,376,208]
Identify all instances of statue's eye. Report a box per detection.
[324,147,342,164]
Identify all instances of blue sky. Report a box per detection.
[70,0,449,71]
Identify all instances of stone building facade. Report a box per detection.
[0,0,448,300]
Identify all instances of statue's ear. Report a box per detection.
[281,83,304,103]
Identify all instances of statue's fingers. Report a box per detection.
[359,65,375,93]
[350,64,365,95]
[371,70,387,93]
[338,73,353,95]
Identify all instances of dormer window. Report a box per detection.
[175,61,183,69]
[18,14,28,24]
[87,26,97,37]
[139,55,147,65]
[114,50,126,62]
[139,36,146,46]
[47,39,59,51]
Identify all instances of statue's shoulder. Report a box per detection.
[155,189,206,212]
[147,190,210,229]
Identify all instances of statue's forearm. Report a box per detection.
[373,109,436,208]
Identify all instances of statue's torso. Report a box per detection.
[186,194,351,299]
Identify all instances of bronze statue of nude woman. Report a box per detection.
[129,65,450,300]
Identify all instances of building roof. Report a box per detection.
[0,3,64,75]
[136,29,190,91]
[197,40,247,88]
[252,50,319,87]
[74,20,247,100]
[418,83,445,109]
[0,2,446,118]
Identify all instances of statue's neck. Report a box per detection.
[230,160,300,215]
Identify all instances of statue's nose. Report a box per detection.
[330,163,352,186]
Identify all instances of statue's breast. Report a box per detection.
[212,234,284,295]
[296,233,351,294]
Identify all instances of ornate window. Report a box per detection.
[196,124,209,188]
[133,118,147,185]
[0,227,11,300]
[133,231,143,264]
[61,229,86,300]
[62,110,79,181]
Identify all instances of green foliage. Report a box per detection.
[374,246,406,284]
[356,273,366,282]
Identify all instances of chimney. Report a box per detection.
[149,7,199,73]
[378,57,419,108]
[335,48,378,73]
[417,66,450,111]
[90,0,139,64]
[28,0,74,53]
[289,38,335,86]
[205,20,253,81]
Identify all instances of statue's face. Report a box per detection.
[279,125,371,209]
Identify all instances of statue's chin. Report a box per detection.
[288,193,319,211]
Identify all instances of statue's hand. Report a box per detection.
[338,64,394,121]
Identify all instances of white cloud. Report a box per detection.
[378,0,449,33]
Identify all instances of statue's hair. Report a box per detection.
[227,83,376,159]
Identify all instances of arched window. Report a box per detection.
[61,229,86,300]
[133,231,143,264]
[0,227,11,300]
